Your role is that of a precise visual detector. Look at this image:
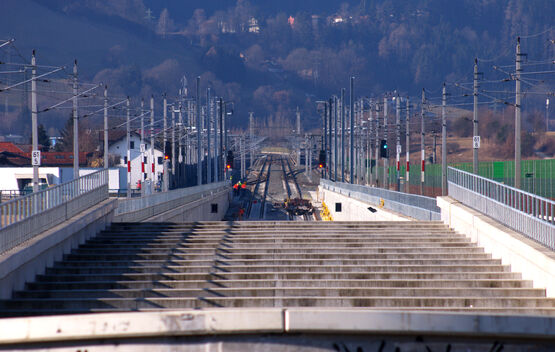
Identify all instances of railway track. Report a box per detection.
[245,154,311,221]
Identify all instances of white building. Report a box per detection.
[108,132,164,190]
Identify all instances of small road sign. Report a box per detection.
[140,143,146,153]
[32,150,41,166]
[473,136,481,149]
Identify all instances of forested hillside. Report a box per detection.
[1,0,553,135]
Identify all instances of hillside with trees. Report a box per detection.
[0,0,553,147]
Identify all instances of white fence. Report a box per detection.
[448,167,555,250]
[0,169,109,254]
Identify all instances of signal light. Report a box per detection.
[226,151,234,170]
[318,150,326,169]
[380,140,389,158]
[318,163,324,169]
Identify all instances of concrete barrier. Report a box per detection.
[1,309,553,349]
[0,199,117,299]
[113,182,230,223]
[438,196,555,297]
[319,186,410,221]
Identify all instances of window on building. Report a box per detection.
[130,141,135,149]
[211,204,218,213]
[157,157,163,165]
[335,203,342,212]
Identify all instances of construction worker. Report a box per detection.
[233,183,239,196]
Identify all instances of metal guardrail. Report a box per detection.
[448,167,555,250]
[115,181,230,221]
[321,179,440,220]
[0,169,109,254]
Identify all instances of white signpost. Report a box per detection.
[140,143,146,153]
[32,150,41,166]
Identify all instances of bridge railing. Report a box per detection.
[320,179,440,220]
[448,167,555,250]
[0,169,109,254]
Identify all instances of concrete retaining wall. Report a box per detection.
[0,199,117,299]
[438,196,555,297]
[319,186,409,221]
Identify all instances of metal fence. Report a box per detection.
[448,167,555,250]
[115,181,230,222]
[0,169,109,254]
[321,179,440,220]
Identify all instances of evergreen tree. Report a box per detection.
[37,124,50,150]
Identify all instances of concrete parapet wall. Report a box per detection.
[438,196,555,297]
[146,188,229,222]
[1,309,554,348]
[0,199,117,299]
[113,183,230,223]
[319,186,409,221]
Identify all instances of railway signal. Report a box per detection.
[226,151,234,170]
[318,150,326,169]
[380,139,388,158]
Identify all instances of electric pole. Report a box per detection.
[104,86,108,170]
[206,88,211,184]
[250,112,254,169]
[374,104,379,187]
[473,58,479,174]
[31,50,38,193]
[140,98,145,183]
[163,94,169,192]
[350,76,355,184]
[515,37,522,189]
[334,96,338,181]
[383,96,388,189]
[126,97,131,198]
[73,60,79,180]
[328,97,333,180]
[420,89,426,195]
[150,96,154,193]
[196,77,202,186]
[341,88,345,182]
[405,98,410,192]
[395,95,401,191]
[442,83,447,196]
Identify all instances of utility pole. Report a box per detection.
[206,88,211,184]
[350,76,355,184]
[219,98,224,180]
[420,89,426,195]
[240,136,245,179]
[196,77,202,186]
[150,96,154,193]
[141,99,145,184]
[374,104,380,187]
[72,60,79,180]
[126,97,131,198]
[296,107,300,166]
[473,58,479,174]
[368,99,373,186]
[323,102,328,179]
[405,98,410,192]
[178,102,184,186]
[515,37,522,189]
[250,112,254,169]
[31,50,38,193]
[442,83,447,196]
[212,96,218,182]
[163,94,169,192]
[395,95,401,191]
[383,96,388,189]
[104,86,109,170]
[341,88,345,183]
[334,96,338,181]
[328,97,333,180]
[171,104,176,180]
